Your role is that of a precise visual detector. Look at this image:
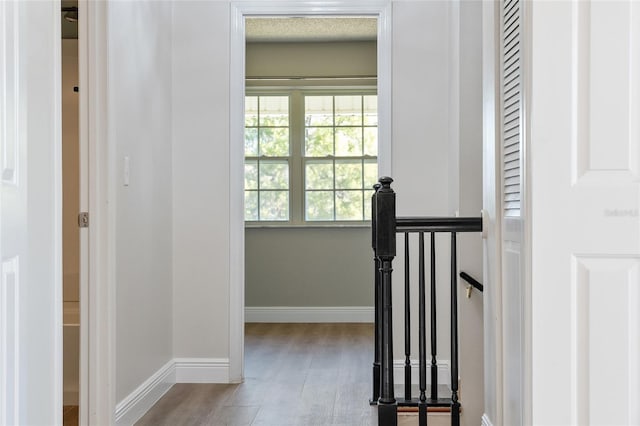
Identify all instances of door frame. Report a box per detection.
[228,0,393,382]
[482,1,532,425]
[79,1,115,424]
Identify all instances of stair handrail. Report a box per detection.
[372,177,483,426]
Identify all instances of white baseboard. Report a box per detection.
[174,358,230,383]
[115,358,230,426]
[115,360,175,426]
[393,359,451,387]
[245,306,374,323]
[481,413,494,426]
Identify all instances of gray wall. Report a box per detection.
[245,41,377,308]
[245,228,372,307]
[246,41,377,79]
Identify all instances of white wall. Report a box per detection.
[171,1,230,360]
[389,7,484,426]
[451,2,484,426]
[108,1,174,402]
[390,0,454,374]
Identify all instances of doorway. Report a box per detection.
[61,1,92,424]
[228,2,392,382]
[61,2,83,424]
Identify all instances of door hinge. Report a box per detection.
[78,212,89,228]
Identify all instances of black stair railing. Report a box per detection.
[371,177,483,426]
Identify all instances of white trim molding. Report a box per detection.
[174,358,230,383]
[0,258,19,425]
[245,306,374,323]
[83,0,116,424]
[115,358,231,425]
[115,360,175,426]
[229,0,393,386]
[481,413,494,426]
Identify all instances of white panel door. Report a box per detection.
[0,1,62,425]
[530,1,640,425]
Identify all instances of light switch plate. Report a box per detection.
[124,156,130,186]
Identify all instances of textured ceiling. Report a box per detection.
[246,17,377,43]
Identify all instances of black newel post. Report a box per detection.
[371,183,382,405]
[376,177,397,426]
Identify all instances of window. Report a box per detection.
[244,90,378,224]
[244,96,290,221]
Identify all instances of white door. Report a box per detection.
[530,1,640,425]
[0,1,63,425]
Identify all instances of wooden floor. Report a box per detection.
[136,323,378,426]
[63,405,78,426]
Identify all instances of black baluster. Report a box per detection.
[371,184,382,405]
[404,232,411,401]
[376,177,397,426]
[430,232,438,401]
[450,232,460,426]
[418,232,427,425]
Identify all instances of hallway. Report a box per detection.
[136,323,377,425]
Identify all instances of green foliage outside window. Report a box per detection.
[244,92,377,223]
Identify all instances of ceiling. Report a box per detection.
[246,17,377,43]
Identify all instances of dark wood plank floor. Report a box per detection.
[136,323,378,426]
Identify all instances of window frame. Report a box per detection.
[244,86,378,227]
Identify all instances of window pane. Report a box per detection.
[363,95,378,125]
[245,96,258,127]
[336,190,363,220]
[244,161,258,189]
[260,161,289,190]
[364,193,372,220]
[305,161,334,190]
[245,191,258,220]
[259,96,289,126]
[335,127,363,156]
[364,160,378,189]
[305,96,333,126]
[335,160,363,189]
[259,128,289,156]
[260,191,289,221]
[305,127,333,157]
[335,95,362,126]
[364,127,377,156]
[306,191,334,221]
[245,128,258,156]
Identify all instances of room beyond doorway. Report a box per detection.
[228,2,393,383]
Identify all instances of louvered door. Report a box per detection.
[502,0,521,217]
[500,1,526,425]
